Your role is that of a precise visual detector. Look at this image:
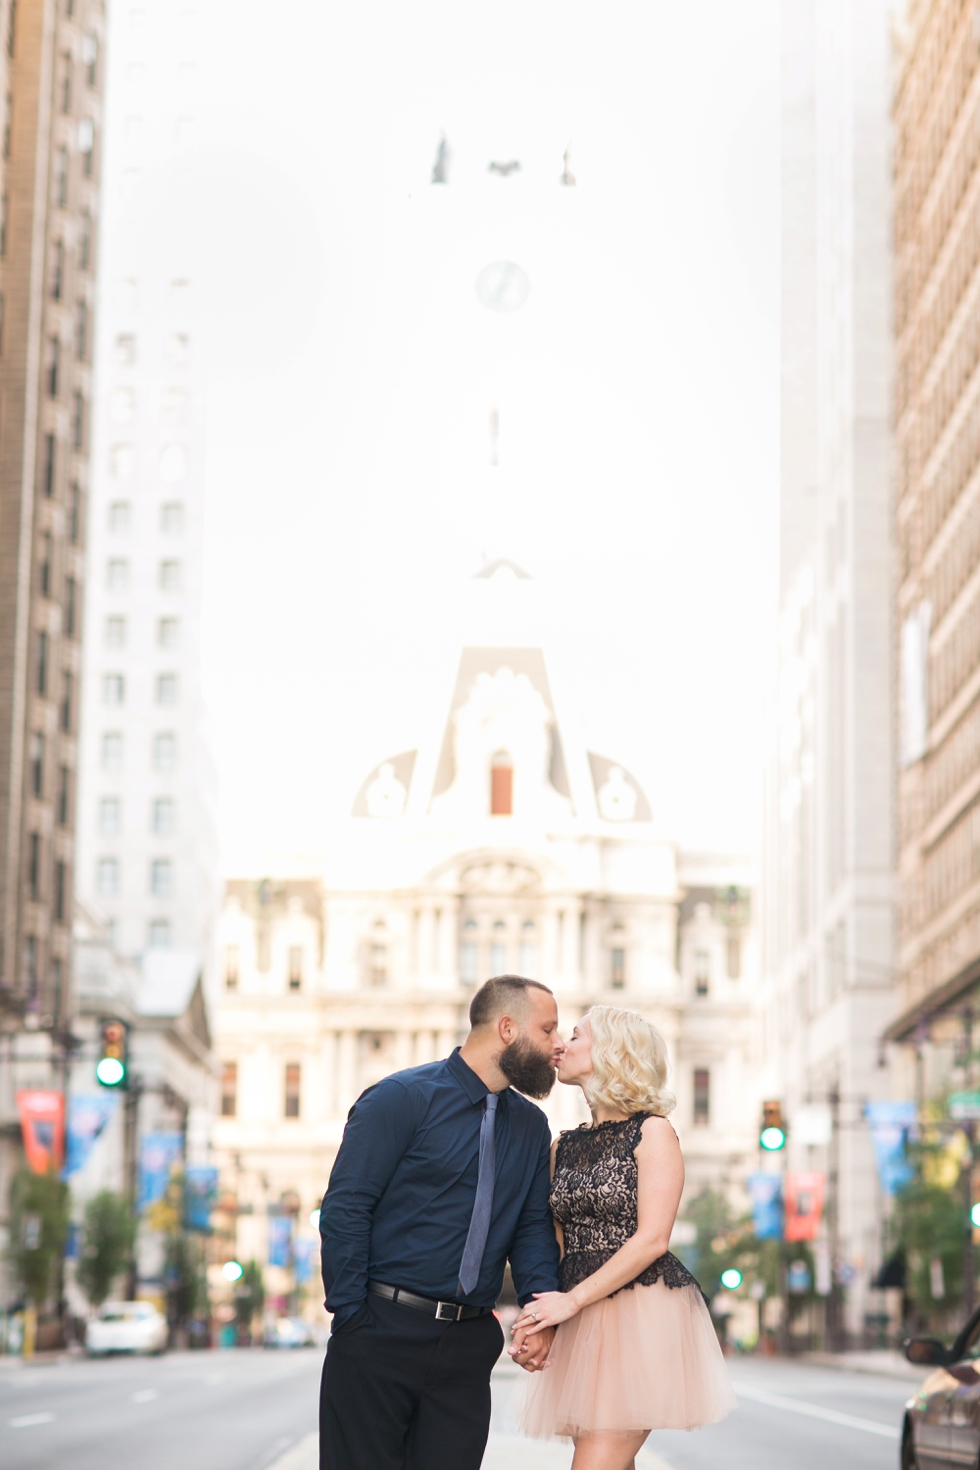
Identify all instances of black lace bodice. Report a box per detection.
[551,1112,705,1300]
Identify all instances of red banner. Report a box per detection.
[784,1170,825,1242]
[16,1089,65,1174]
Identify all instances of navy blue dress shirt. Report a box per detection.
[320,1049,560,1325]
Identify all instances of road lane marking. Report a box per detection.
[131,1389,159,1403]
[735,1384,900,1439]
[9,1413,54,1428]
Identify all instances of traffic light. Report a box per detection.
[760,1100,786,1151]
[96,1017,129,1088]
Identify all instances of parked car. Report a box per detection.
[264,1316,316,1349]
[903,1310,980,1467]
[86,1301,168,1357]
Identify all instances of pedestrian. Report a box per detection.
[318,974,562,1469]
[513,1004,737,1470]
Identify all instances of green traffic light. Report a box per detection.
[760,1126,786,1151]
[720,1269,742,1290]
[971,1203,980,1228]
[96,1056,126,1087]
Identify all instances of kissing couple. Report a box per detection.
[319,974,735,1470]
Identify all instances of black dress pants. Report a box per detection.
[319,1294,504,1470]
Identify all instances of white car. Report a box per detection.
[86,1301,168,1356]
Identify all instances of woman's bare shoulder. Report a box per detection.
[636,1113,681,1152]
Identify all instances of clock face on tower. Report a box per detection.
[475,261,530,312]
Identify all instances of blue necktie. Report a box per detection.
[458,1092,498,1297]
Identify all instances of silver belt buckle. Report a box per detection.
[435,1300,463,1322]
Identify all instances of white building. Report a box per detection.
[75,0,218,965]
[760,0,897,1343]
[212,572,761,1305]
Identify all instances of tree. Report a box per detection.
[76,1191,136,1307]
[7,1168,70,1310]
[235,1260,265,1331]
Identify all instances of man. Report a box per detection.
[319,974,562,1469]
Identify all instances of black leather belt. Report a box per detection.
[368,1279,492,1322]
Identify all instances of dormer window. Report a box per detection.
[491,751,513,815]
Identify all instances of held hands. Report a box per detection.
[514,1290,581,1337]
[508,1321,555,1371]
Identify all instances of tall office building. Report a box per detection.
[0,0,105,1152]
[889,5,980,1082]
[75,0,218,967]
[760,0,896,1342]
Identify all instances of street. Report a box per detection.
[0,1348,915,1470]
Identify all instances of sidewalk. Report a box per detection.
[801,1349,923,1381]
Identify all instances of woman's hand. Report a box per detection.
[513,1290,580,1336]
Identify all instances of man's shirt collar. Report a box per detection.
[447,1046,506,1106]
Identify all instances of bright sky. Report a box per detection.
[199,0,781,873]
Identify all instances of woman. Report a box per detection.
[512,1005,736,1470]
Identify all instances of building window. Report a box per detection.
[60,49,71,112]
[104,616,126,648]
[3,90,11,157]
[153,732,177,772]
[82,31,98,87]
[519,920,538,976]
[115,333,135,365]
[221,1061,237,1116]
[60,670,73,732]
[72,391,84,448]
[489,919,507,976]
[29,733,43,797]
[101,732,123,772]
[69,483,80,541]
[39,531,52,595]
[160,501,184,534]
[108,500,131,534]
[106,557,129,591]
[150,858,172,897]
[693,1068,710,1126]
[288,946,303,991]
[98,796,120,836]
[610,946,625,990]
[102,673,125,706]
[490,750,513,816]
[152,798,175,836]
[109,444,134,478]
[694,949,710,997]
[51,238,64,298]
[111,386,135,424]
[36,631,48,694]
[54,147,67,206]
[369,941,388,988]
[79,209,91,270]
[78,117,94,175]
[0,191,7,255]
[726,933,741,980]
[460,918,479,984]
[224,945,239,992]
[96,856,118,896]
[57,765,69,826]
[155,673,178,705]
[47,335,59,395]
[284,1062,301,1118]
[54,860,66,922]
[64,577,76,637]
[42,433,55,497]
[159,559,181,591]
[75,299,87,360]
[157,617,180,648]
[148,918,170,949]
[27,832,40,898]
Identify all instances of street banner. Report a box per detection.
[747,1172,783,1240]
[864,1101,918,1196]
[950,1091,980,1120]
[184,1166,219,1230]
[268,1215,292,1268]
[787,1258,811,1294]
[63,1093,118,1177]
[784,1171,825,1242]
[293,1237,316,1284]
[16,1089,65,1173]
[138,1132,183,1212]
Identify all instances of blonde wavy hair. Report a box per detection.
[583,1005,675,1117]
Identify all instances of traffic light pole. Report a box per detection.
[123,1076,142,1300]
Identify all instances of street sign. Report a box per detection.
[950,1091,980,1120]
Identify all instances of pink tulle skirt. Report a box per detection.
[519,1279,737,1440]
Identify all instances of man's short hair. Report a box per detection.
[469,974,553,1029]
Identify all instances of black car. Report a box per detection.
[904,1310,980,1467]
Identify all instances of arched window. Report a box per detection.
[490,920,507,975]
[490,751,513,816]
[519,920,538,976]
[459,918,479,984]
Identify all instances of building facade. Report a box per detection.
[212,615,760,1308]
[889,2,980,1094]
[74,0,218,965]
[760,0,896,1341]
[0,0,105,1283]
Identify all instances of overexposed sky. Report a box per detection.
[198,0,781,872]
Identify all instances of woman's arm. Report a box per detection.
[515,1116,684,1335]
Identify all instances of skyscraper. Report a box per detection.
[761,0,896,1344]
[75,0,218,966]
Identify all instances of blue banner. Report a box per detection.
[268,1215,292,1268]
[138,1132,184,1212]
[293,1237,316,1284]
[184,1166,219,1230]
[747,1172,783,1240]
[864,1102,917,1197]
[63,1093,118,1177]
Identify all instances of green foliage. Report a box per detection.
[76,1191,136,1307]
[235,1260,265,1328]
[7,1168,70,1309]
[163,1229,209,1325]
[674,1188,760,1302]
[891,1125,969,1325]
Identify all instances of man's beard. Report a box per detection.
[499,1035,557,1099]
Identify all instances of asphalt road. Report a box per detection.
[0,1348,915,1470]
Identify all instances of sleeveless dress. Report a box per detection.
[520,1113,737,1440]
